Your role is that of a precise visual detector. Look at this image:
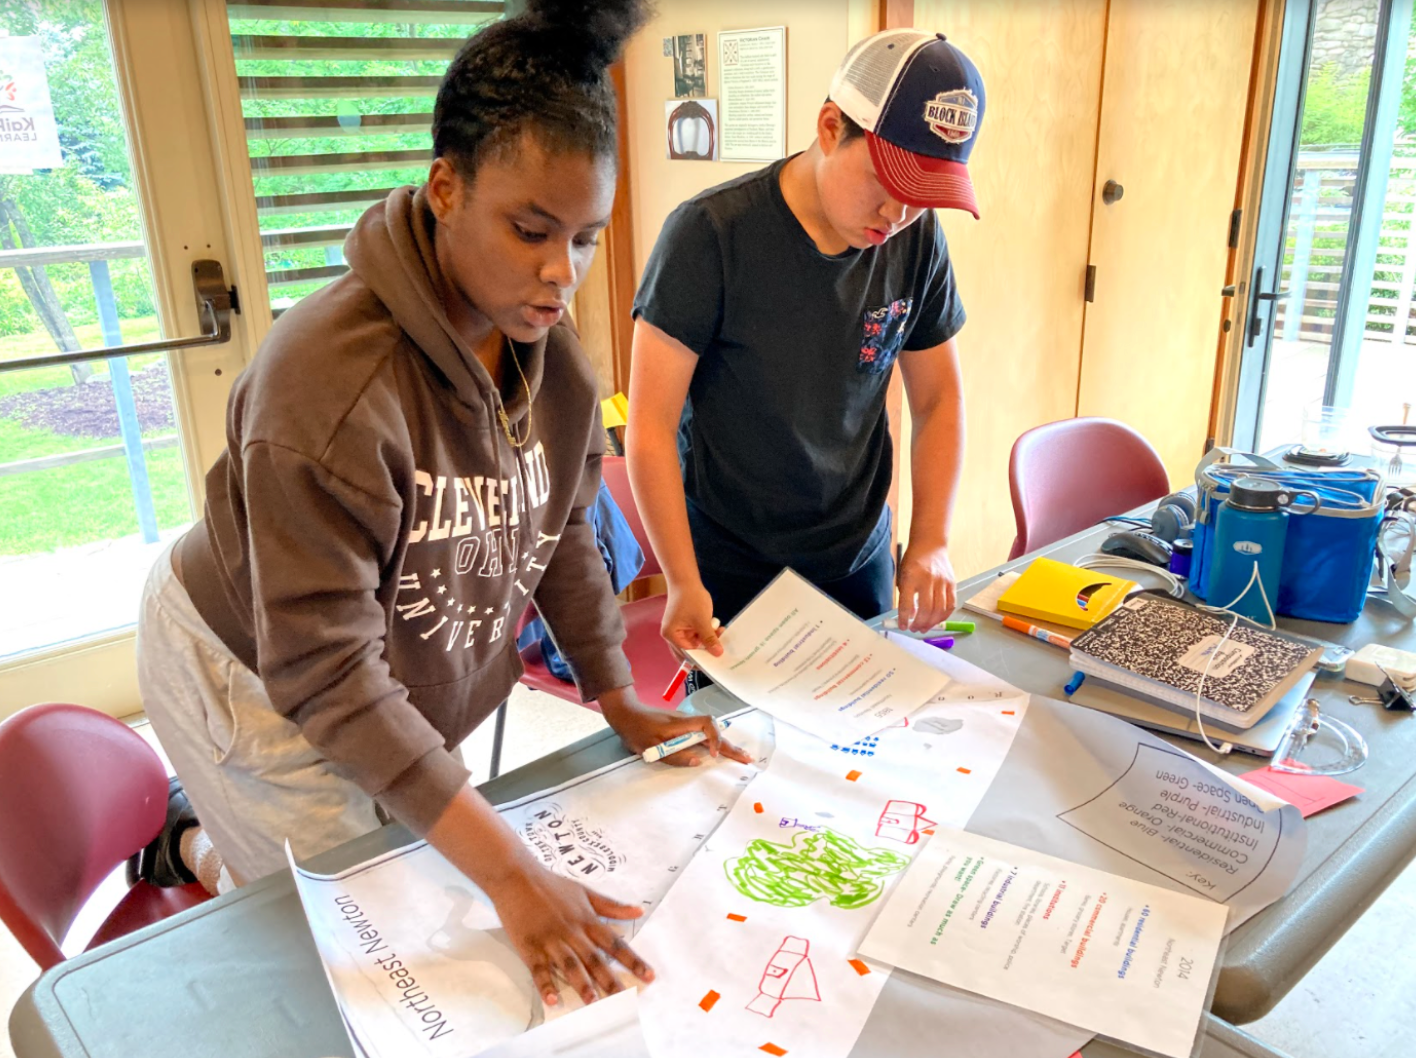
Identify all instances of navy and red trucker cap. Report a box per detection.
[828,30,985,217]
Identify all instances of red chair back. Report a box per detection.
[601,455,661,580]
[1008,417,1170,560]
[0,703,169,969]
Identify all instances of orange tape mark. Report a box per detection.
[699,990,720,1012]
[1002,710,1016,715]
[848,958,871,976]
[760,1045,788,1056]
[846,770,862,782]
[753,802,764,813]
[923,828,936,835]
[957,767,972,774]
[726,913,747,922]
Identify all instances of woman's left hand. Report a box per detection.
[597,687,753,767]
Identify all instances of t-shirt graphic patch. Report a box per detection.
[858,298,913,374]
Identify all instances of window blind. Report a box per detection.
[227,0,504,315]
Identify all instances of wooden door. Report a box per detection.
[906,0,1108,575]
[1077,0,1260,483]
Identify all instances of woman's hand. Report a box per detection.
[426,787,654,1007]
[484,861,653,1007]
[599,687,752,766]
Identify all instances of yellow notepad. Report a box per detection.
[996,557,1135,631]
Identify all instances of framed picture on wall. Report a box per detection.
[671,33,706,98]
[717,26,786,163]
[666,98,718,161]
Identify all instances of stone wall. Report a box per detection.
[1310,0,1381,77]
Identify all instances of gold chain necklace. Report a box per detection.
[497,338,534,449]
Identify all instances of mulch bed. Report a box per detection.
[0,365,176,439]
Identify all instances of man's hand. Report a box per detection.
[483,861,653,1008]
[599,687,752,766]
[896,541,957,632]
[660,580,723,661]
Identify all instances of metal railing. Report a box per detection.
[0,245,236,543]
[1276,150,1416,344]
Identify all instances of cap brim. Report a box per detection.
[866,131,979,218]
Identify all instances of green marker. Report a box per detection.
[883,618,975,635]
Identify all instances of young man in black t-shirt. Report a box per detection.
[627,30,986,661]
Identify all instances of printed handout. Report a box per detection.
[860,829,1228,1058]
[687,570,950,744]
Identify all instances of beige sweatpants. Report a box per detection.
[135,545,383,888]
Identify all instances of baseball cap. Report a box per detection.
[828,30,985,217]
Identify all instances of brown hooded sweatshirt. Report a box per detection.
[174,185,632,833]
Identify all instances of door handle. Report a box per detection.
[0,259,238,374]
[1245,265,1284,348]
[1102,179,1124,204]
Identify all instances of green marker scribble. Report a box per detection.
[725,829,910,909]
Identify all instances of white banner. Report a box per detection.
[0,36,64,175]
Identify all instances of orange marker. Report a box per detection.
[1001,615,1073,650]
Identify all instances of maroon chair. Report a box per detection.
[0,703,210,971]
[518,456,685,710]
[1007,417,1170,560]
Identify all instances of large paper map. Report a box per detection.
[291,644,1306,1058]
[289,712,775,1057]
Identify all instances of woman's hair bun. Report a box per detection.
[524,0,654,75]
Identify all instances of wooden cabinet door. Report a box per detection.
[1077,0,1260,483]
[905,0,1108,575]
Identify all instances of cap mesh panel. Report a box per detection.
[840,31,926,106]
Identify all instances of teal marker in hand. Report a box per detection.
[640,729,710,763]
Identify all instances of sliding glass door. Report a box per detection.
[1234,0,1416,452]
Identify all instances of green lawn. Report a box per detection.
[0,316,190,556]
[0,316,163,399]
[0,443,191,555]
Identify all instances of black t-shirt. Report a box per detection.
[633,157,966,579]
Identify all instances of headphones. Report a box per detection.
[1150,493,1197,542]
[1377,489,1416,617]
[1100,492,1197,567]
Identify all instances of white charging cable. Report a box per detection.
[1072,553,1186,598]
[1191,560,1276,753]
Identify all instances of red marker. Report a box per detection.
[662,661,692,702]
[661,618,722,701]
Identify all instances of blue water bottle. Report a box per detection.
[1208,478,1319,623]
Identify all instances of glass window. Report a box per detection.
[0,1,189,660]
[1256,0,1383,448]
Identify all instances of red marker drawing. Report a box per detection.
[746,936,820,1018]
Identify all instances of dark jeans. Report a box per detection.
[700,535,895,624]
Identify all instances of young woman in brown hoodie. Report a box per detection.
[136,0,747,1009]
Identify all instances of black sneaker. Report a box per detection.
[130,776,200,887]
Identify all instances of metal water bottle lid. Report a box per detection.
[1227,476,1289,512]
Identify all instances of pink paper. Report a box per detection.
[1238,767,1363,817]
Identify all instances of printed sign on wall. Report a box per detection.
[0,37,64,175]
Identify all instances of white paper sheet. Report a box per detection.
[475,989,649,1058]
[860,829,1229,1058]
[885,639,1307,932]
[631,679,1031,1058]
[687,570,950,744]
[289,712,773,1058]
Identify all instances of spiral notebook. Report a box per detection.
[1068,593,1321,731]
